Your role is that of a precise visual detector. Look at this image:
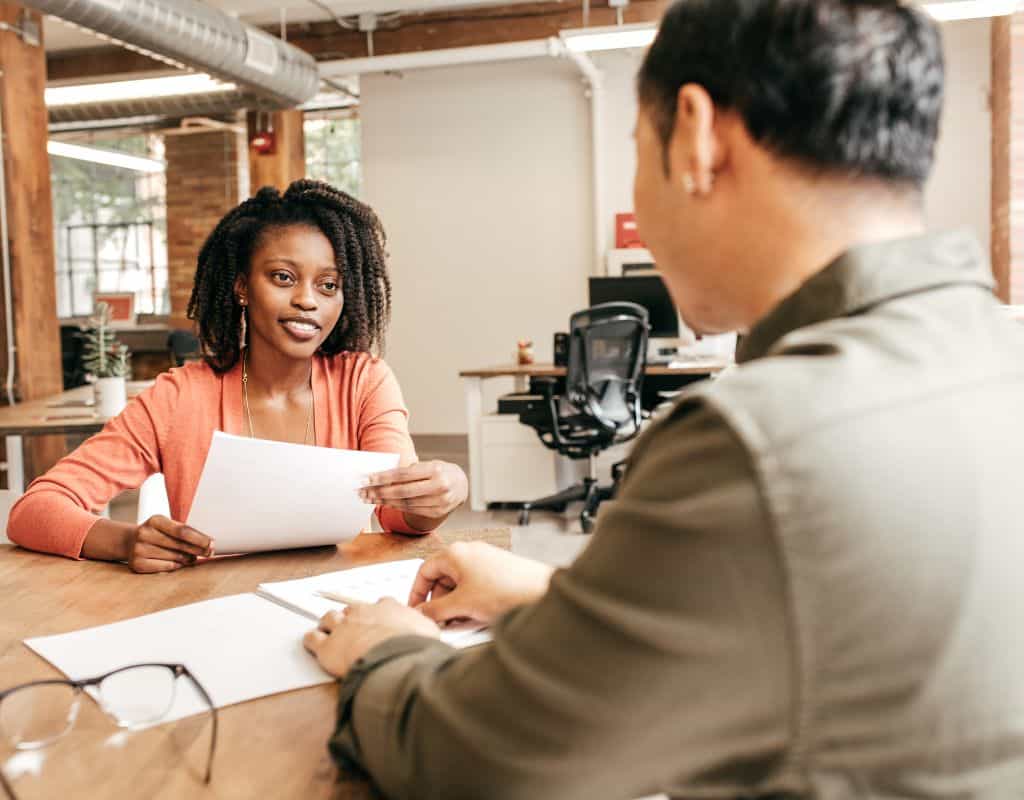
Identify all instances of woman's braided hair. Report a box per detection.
[187,179,392,373]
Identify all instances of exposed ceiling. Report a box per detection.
[43,0,548,53]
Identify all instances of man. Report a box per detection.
[304,1,1024,797]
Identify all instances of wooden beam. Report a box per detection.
[247,110,306,196]
[287,0,667,60]
[0,3,66,478]
[992,15,1011,303]
[45,0,666,82]
[46,46,169,84]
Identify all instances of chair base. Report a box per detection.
[516,477,615,534]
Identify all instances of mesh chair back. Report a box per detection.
[566,302,648,434]
[168,329,201,367]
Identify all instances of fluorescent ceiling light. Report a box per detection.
[45,74,237,107]
[560,23,657,53]
[47,141,165,173]
[921,0,1020,20]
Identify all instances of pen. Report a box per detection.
[315,589,473,632]
[315,589,366,606]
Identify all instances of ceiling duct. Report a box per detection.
[27,0,319,120]
[47,87,267,123]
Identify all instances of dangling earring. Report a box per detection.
[238,301,248,349]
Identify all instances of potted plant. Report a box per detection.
[82,302,131,417]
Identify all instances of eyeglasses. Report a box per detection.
[0,663,217,800]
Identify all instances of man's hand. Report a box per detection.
[409,542,554,625]
[303,598,441,678]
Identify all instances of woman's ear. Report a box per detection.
[233,273,248,305]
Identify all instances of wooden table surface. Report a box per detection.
[458,360,729,379]
[0,382,152,437]
[0,527,510,799]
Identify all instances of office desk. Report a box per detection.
[0,382,151,493]
[460,361,728,510]
[0,526,509,799]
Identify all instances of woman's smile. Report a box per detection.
[280,316,322,341]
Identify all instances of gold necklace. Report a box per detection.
[241,351,315,445]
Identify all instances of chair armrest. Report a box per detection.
[530,377,558,398]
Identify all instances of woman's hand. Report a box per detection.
[303,598,440,678]
[360,460,469,530]
[125,516,214,574]
[408,541,554,625]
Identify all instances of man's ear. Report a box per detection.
[668,83,720,195]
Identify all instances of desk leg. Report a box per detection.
[463,377,485,512]
[5,435,23,494]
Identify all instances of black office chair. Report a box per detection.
[517,302,648,533]
[167,329,201,368]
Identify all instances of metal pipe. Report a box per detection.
[564,47,606,275]
[319,38,560,77]
[22,0,319,109]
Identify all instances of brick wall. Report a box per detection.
[165,130,243,329]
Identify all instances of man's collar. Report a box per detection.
[737,231,994,363]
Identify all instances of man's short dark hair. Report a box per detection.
[638,0,944,187]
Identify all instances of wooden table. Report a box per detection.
[0,527,509,799]
[0,382,151,493]
[459,361,728,510]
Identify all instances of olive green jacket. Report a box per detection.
[331,231,1024,799]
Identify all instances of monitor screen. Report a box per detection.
[588,275,680,338]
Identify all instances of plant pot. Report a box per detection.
[95,376,127,418]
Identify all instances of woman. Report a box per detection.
[7,180,468,572]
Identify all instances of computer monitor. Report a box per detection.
[588,275,680,339]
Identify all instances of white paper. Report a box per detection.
[187,431,400,554]
[25,595,331,726]
[258,559,492,649]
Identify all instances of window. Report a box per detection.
[50,133,168,318]
[304,109,361,197]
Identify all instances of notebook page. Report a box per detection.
[258,559,491,649]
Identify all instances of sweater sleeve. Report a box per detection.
[354,358,425,536]
[6,371,184,559]
[329,402,793,800]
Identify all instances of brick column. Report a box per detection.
[165,130,243,329]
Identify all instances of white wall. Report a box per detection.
[926,18,992,252]
[592,48,645,253]
[361,58,593,434]
[361,21,993,435]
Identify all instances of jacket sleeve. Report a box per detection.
[6,371,183,559]
[329,400,794,800]
[355,359,428,536]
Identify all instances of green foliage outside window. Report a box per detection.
[304,112,361,197]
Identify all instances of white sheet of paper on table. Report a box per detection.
[187,431,400,554]
[258,559,492,648]
[24,594,330,727]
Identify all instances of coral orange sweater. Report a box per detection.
[7,353,425,559]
